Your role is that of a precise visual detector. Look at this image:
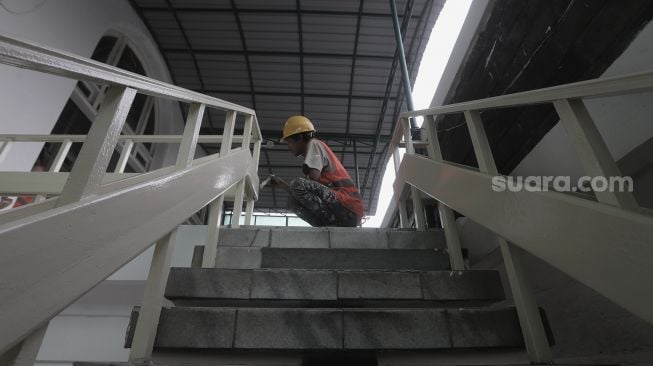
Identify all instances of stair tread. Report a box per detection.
[165,267,504,306]
[125,306,525,350]
[215,226,446,249]
[264,247,450,270]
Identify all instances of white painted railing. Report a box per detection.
[0,34,262,362]
[384,69,653,363]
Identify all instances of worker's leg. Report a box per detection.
[288,178,338,227]
[287,195,324,227]
[329,202,361,227]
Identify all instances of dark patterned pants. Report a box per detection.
[288,178,360,227]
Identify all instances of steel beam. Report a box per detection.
[342,0,365,162]
[389,0,416,125]
[138,7,423,19]
[162,48,395,61]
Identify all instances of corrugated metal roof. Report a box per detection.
[131,0,444,215]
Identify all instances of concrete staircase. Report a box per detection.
[121,226,538,363]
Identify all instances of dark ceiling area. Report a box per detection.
[129,0,443,214]
[436,0,653,175]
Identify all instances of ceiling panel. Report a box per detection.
[131,0,444,215]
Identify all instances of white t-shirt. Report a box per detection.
[303,139,336,174]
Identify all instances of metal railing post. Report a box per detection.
[114,139,134,173]
[35,139,73,203]
[464,110,553,363]
[231,114,254,228]
[0,139,11,164]
[392,146,409,228]
[402,117,427,230]
[129,103,205,361]
[244,138,261,225]
[50,139,73,173]
[423,116,465,270]
[57,86,137,206]
[553,98,638,210]
[203,111,237,268]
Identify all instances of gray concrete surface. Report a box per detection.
[259,248,450,270]
[165,268,506,305]
[125,307,524,350]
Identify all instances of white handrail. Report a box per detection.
[398,69,653,125]
[384,69,653,364]
[0,33,263,362]
[0,134,246,143]
[0,149,253,354]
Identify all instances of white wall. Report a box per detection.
[0,0,184,173]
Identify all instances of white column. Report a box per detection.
[401,118,426,230]
[392,147,409,228]
[114,139,134,173]
[129,103,205,361]
[244,139,261,225]
[464,109,552,363]
[423,116,465,270]
[231,114,254,228]
[128,230,177,361]
[203,111,237,268]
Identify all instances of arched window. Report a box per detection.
[38,34,156,173]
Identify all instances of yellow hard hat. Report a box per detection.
[282,115,316,140]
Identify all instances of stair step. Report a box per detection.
[125,307,525,350]
[165,268,505,307]
[260,248,450,270]
[193,246,453,270]
[209,226,447,250]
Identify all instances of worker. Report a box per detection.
[269,115,364,227]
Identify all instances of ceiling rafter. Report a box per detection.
[139,7,423,19]
[296,0,305,115]
[341,0,365,162]
[203,89,397,101]
[230,0,257,111]
[162,49,395,61]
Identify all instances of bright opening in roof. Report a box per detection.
[363,0,473,227]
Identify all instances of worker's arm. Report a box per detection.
[305,166,321,182]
